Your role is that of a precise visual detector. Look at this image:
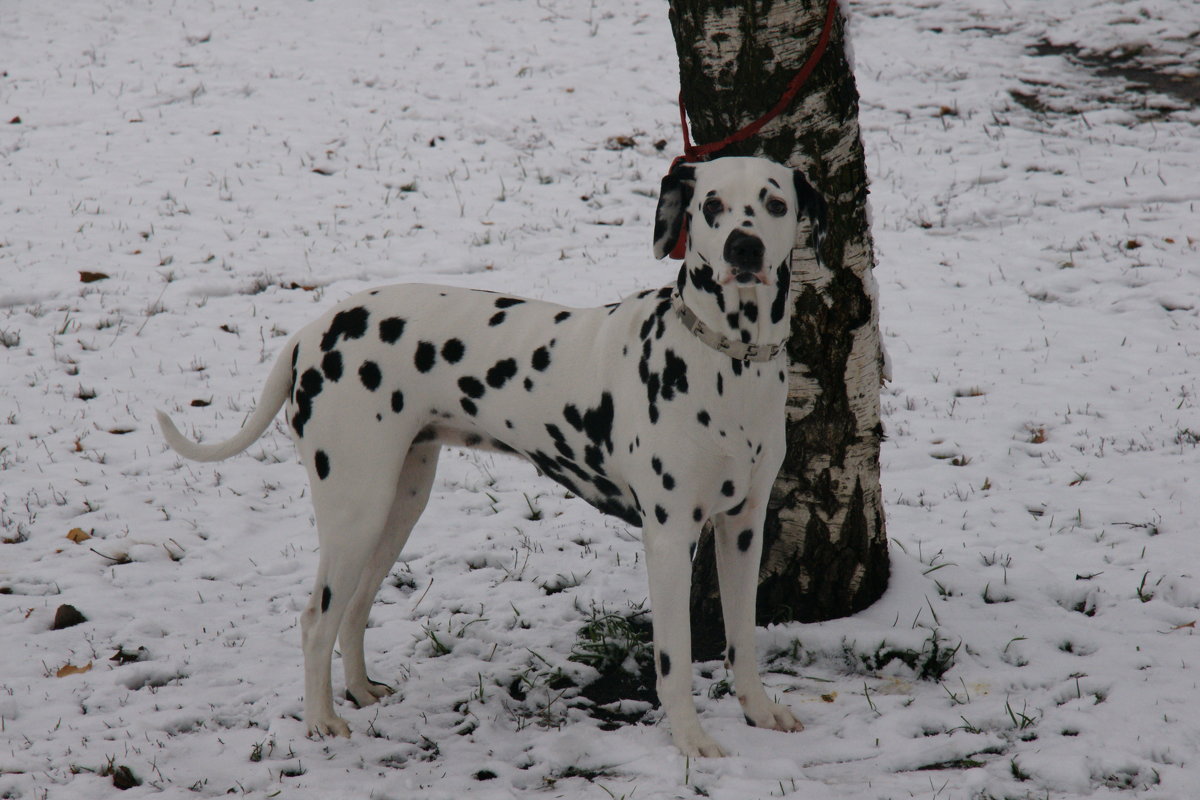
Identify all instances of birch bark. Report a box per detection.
[667,0,889,657]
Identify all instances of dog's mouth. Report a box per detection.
[722,269,772,286]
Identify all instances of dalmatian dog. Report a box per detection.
[158,156,826,758]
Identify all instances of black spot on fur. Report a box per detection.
[661,350,689,400]
[560,405,582,432]
[494,297,525,309]
[460,397,478,416]
[391,391,405,413]
[737,529,753,552]
[728,646,736,665]
[771,261,791,323]
[655,505,668,524]
[545,424,574,460]
[414,341,437,372]
[697,410,710,427]
[414,426,436,443]
[320,307,369,352]
[727,498,746,517]
[315,450,330,480]
[731,359,744,377]
[693,506,703,522]
[488,311,507,326]
[441,338,465,363]
[379,317,406,344]
[524,377,534,391]
[659,651,671,676]
[662,473,675,490]
[742,301,758,322]
[531,346,551,371]
[716,372,724,396]
[486,358,518,389]
[651,456,662,475]
[358,361,382,391]
[321,585,332,613]
[721,480,735,497]
[291,368,324,437]
[570,393,615,455]
[593,475,621,496]
[464,433,482,447]
[321,350,343,381]
[458,376,485,398]
[689,265,725,311]
[554,311,571,323]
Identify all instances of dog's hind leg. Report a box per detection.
[339,443,440,708]
[299,443,412,738]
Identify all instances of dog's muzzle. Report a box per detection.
[723,230,766,282]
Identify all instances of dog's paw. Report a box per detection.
[307,715,352,739]
[741,696,804,733]
[672,727,728,758]
[345,680,395,708]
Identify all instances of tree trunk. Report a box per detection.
[667,0,889,659]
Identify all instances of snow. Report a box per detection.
[2,0,1199,797]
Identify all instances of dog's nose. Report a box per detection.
[724,229,765,273]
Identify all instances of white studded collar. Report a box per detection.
[670,291,786,363]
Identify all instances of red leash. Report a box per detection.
[669,0,839,258]
[678,0,839,163]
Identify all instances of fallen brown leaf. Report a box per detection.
[66,528,92,543]
[56,661,93,678]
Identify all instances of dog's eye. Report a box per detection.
[702,197,723,217]
[765,197,788,217]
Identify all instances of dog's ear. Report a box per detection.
[653,163,696,260]
[793,168,828,255]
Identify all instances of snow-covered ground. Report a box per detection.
[3,1,1198,797]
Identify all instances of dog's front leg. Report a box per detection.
[643,523,727,757]
[713,489,803,734]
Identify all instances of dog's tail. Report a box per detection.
[157,343,295,462]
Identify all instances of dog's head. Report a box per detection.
[653,157,826,285]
